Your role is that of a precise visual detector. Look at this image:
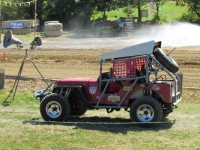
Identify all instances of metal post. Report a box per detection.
[35,0,36,20]
[34,0,36,38]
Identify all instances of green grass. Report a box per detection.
[0,91,200,149]
[159,2,188,22]
[0,31,44,42]
[86,2,189,36]
[92,2,188,22]
[13,32,44,39]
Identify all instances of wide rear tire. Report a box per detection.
[40,93,70,121]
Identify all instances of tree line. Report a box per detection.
[1,0,200,28]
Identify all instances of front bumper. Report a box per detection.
[34,82,55,100]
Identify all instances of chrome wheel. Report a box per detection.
[130,96,163,127]
[46,101,62,118]
[40,93,70,121]
[136,104,154,122]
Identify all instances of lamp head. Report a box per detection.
[3,30,23,49]
[30,37,42,50]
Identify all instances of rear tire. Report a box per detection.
[69,92,87,116]
[70,107,87,116]
[40,93,70,121]
[130,96,163,127]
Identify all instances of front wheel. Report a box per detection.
[130,96,163,127]
[40,93,70,121]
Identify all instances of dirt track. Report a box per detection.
[0,34,200,92]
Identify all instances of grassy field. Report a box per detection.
[0,2,198,149]
[0,91,200,150]
[92,2,188,22]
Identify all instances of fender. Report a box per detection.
[54,85,92,108]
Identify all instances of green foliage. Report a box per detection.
[179,11,199,22]
[92,8,127,20]
[150,0,167,23]
[176,0,200,22]
[2,5,30,20]
[150,1,188,23]
[92,1,187,23]
[0,0,196,28]
[161,1,188,21]
[131,0,147,22]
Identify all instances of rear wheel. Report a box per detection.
[70,101,87,116]
[130,96,163,127]
[69,92,87,116]
[40,93,70,121]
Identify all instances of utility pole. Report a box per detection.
[34,0,36,38]
[34,0,36,20]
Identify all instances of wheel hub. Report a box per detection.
[136,104,154,122]
[46,101,62,118]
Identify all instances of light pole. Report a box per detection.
[34,0,36,20]
[34,0,36,38]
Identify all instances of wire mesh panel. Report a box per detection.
[112,58,146,78]
[135,58,146,71]
[182,88,200,103]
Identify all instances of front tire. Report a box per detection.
[40,93,70,121]
[130,96,163,127]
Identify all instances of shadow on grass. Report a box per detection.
[5,75,38,81]
[2,101,12,106]
[23,117,175,134]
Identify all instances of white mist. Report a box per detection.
[132,22,200,47]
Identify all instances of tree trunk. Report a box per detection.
[103,10,106,21]
[137,5,141,22]
[0,69,5,89]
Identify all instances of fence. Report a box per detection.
[182,87,200,103]
[181,77,200,103]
